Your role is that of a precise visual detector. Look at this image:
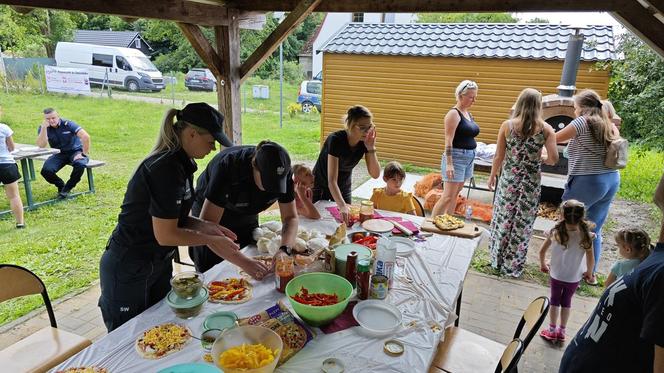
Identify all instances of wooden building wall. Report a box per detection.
[320,53,609,169]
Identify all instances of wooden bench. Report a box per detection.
[33,155,106,195]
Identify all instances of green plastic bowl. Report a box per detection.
[285,272,353,327]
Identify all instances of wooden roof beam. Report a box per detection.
[178,23,225,78]
[613,2,664,58]
[240,0,321,83]
[227,0,621,12]
[10,5,33,14]
[0,0,230,26]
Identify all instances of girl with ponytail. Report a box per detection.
[604,228,653,287]
[539,199,596,343]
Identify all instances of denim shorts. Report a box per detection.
[441,148,475,183]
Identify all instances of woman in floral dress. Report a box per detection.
[488,88,559,277]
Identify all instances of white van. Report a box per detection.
[55,42,164,92]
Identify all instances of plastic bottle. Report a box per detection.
[374,237,397,288]
[465,204,473,222]
[345,251,358,288]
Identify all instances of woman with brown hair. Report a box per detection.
[488,88,559,277]
[556,89,621,282]
[311,105,381,225]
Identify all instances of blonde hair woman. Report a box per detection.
[431,80,480,217]
[98,103,267,332]
[488,88,558,277]
[311,105,380,225]
[556,89,621,281]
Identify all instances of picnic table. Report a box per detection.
[52,201,483,372]
[8,143,60,211]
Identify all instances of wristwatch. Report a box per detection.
[279,245,292,255]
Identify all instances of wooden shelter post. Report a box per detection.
[216,8,242,145]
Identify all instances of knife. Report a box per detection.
[390,219,413,236]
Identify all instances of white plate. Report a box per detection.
[353,300,402,337]
[390,236,415,256]
[361,219,394,233]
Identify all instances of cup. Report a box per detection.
[201,328,223,351]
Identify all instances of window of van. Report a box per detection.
[306,81,321,95]
[92,53,113,68]
[116,56,132,71]
[126,56,158,72]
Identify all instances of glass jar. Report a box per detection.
[359,200,374,222]
[275,255,294,293]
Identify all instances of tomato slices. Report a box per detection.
[291,287,339,306]
[353,235,378,249]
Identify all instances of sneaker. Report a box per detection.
[57,191,70,199]
[557,330,567,342]
[585,276,599,286]
[15,223,26,229]
[540,328,558,341]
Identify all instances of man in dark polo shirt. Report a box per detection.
[189,140,299,273]
[559,172,664,373]
[36,108,91,198]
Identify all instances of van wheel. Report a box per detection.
[302,102,314,113]
[126,79,139,92]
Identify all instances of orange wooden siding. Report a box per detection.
[320,53,609,168]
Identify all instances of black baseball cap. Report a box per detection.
[255,141,292,194]
[177,103,233,147]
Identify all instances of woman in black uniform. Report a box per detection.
[189,140,299,273]
[98,103,269,332]
[311,105,381,225]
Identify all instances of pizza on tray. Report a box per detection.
[135,323,191,359]
[433,214,465,231]
[207,277,253,304]
[55,368,108,373]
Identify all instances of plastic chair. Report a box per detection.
[495,339,524,373]
[411,195,426,217]
[0,264,91,373]
[512,296,550,351]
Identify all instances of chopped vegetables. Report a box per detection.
[219,343,276,369]
[291,286,339,306]
[352,234,378,249]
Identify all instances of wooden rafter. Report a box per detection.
[240,0,321,83]
[215,8,242,145]
[1,0,230,26]
[227,0,622,12]
[178,23,225,78]
[613,2,664,57]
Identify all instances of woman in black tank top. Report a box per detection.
[431,80,480,217]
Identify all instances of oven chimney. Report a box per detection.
[557,26,586,98]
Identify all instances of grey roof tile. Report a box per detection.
[320,23,615,61]
[74,30,151,50]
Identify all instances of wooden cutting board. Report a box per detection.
[421,219,482,238]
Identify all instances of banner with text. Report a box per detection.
[45,65,91,94]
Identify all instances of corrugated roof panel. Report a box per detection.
[321,23,615,61]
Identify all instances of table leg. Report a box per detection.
[28,159,36,181]
[20,159,35,209]
[86,168,95,193]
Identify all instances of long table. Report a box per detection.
[52,202,482,372]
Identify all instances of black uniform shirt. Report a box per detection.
[112,148,197,250]
[192,146,295,218]
[313,130,367,196]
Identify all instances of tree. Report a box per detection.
[416,13,518,23]
[606,33,664,150]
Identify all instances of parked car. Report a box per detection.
[184,68,217,91]
[297,80,322,113]
[55,42,164,92]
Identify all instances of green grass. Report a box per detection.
[0,91,320,326]
[92,75,301,114]
[618,146,664,203]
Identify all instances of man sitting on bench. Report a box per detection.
[36,108,91,199]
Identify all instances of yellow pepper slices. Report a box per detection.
[219,343,277,369]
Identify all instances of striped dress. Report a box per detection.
[489,122,545,277]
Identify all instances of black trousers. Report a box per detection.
[98,238,174,332]
[41,152,88,192]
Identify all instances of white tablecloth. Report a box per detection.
[52,202,482,373]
